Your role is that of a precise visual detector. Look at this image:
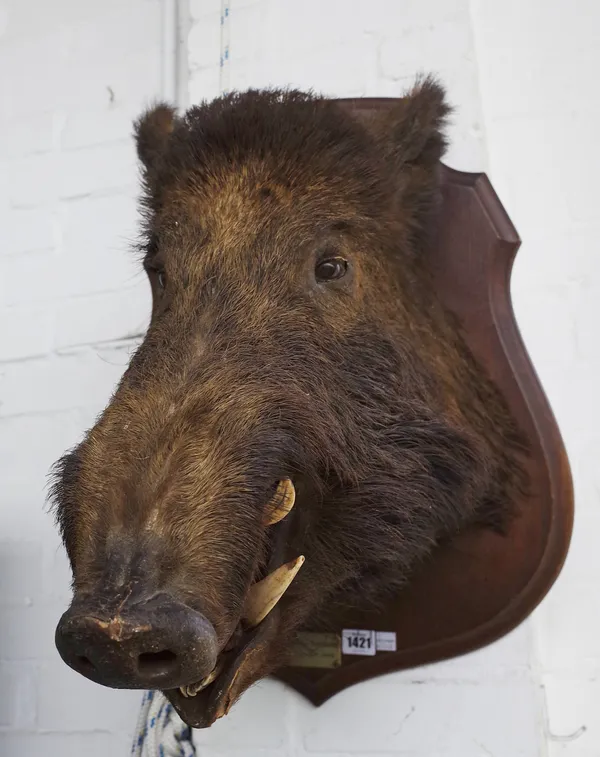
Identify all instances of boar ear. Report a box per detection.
[384,76,451,167]
[134,103,177,173]
[377,76,452,236]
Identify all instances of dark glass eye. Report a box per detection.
[315,257,348,282]
[157,270,167,289]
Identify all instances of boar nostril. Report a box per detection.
[137,649,178,675]
[77,655,96,673]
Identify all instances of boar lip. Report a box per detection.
[167,482,301,726]
[164,613,276,728]
[174,555,304,706]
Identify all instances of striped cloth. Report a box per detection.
[131,690,195,757]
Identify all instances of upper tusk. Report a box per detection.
[263,478,296,526]
[243,555,305,628]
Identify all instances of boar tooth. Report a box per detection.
[264,479,296,526]
[179,664,222,698]
[243,555,305,627]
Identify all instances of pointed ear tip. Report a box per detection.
[134,103,176,141]
[134,102,177,165]
[412,75,453,119]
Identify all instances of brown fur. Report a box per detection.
[50,77,527,707]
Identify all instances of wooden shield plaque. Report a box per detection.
[274,98,574,706]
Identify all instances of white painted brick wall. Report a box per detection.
[1,0,597,755]
[470,4,600,755]
[0,0,160,753]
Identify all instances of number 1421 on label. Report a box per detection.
[342,629,397,656]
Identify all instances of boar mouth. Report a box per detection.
[166,479,305,728]
[164,605,277,727]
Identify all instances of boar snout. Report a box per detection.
[55,593,218,691]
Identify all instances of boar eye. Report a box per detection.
[315,257,348,282]
[157,270,167,290]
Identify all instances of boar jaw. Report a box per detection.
[176,482,302,715]
[179,554,305,701]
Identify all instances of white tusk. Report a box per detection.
[243,555,305,628]
[263,479,296,526]
[180,663,222,698]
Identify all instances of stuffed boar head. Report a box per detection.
[51,77,524,727]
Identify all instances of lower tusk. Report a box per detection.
[180,663,222,698]
[243,555,305,628]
